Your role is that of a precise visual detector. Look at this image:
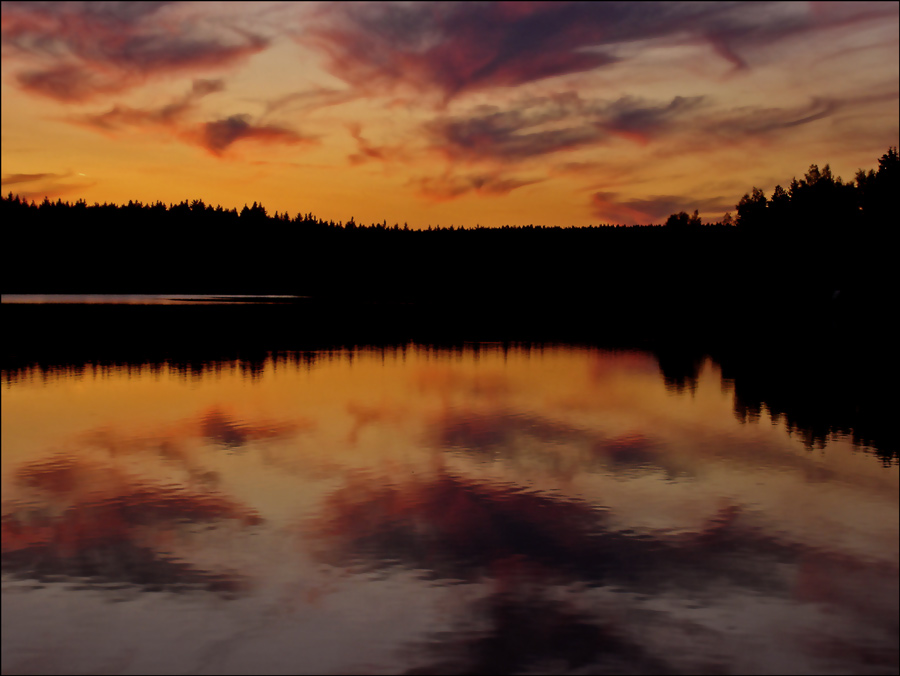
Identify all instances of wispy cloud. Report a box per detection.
[1,1,267,102]
[262,86,357,119]
[69,78,225,132]
[410,170,541,202]
[64,79,314,157]
[1,170,97,201]
[591,191,734,225]
[301,1,898,101]
[1,171,60,186]
[705,97,842,137]
[425,92,705,162]
[346,122,410,166]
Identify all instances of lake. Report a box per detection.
[2,314,897,675]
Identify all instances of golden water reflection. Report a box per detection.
[2,346,897,674]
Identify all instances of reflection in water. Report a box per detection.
[404,591,670,676]
[0,294,302,305]
[434,409,687,479]
[2,345,897,674]
[3,454,261,596]
[310,470,799,596]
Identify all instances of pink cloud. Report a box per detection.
[1,2,268,102]
[300,1,899,102]
[590,191,734,225]
[62,79,313,158]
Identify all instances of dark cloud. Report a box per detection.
[603,95,707,140]
[708,97,842,137]
[15,64,129,102]
[425,90,846,172]
[1,1,267,101]
[426,92,705,162]
[302,1,897,100]
[198,114,315,156]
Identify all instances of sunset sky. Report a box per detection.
[2,1,898,227]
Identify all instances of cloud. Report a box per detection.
[197,114,315,156]
[706,97,842,137]
[591,191,735,225]
[301,1,898,101]
[69,78,224,132]
[1,1,268,101]
[302,2,617,100]
[346,122,408,165]
[1,170,98,202]
[425,92,705,162]
[1,172,60,186]
[262,86,357,118]
[410,171,541,202]
[63,79,312,157]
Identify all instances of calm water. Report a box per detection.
[2,344,897,675]
[0,294,303,305]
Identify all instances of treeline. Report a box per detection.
[4,147,895,233]
[4,146,895,233]
[2,147,896,334]
[732,147,897,231]
[660,146,897,231]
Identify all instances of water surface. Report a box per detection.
[1,294,302,304]
[2,344,897,674]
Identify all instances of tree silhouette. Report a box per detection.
[664,210,701,228]
[735,187,767,228]
[2,147,895,326]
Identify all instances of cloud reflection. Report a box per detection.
[402,590,670,676]
[309,470,792,594]
[432,408,688,479]
[0,405,309,595]
[2,454,261,595]
[309,465,897,673]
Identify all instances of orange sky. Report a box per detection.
[2,1,898,227]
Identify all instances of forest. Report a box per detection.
[2,147,896,331]
[4,149,897,462]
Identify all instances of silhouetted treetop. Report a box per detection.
[6,148,896,237]
[3,148,896,313]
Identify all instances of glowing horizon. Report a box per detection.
[2,1,898,228]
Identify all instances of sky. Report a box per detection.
[1,1,898,227]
